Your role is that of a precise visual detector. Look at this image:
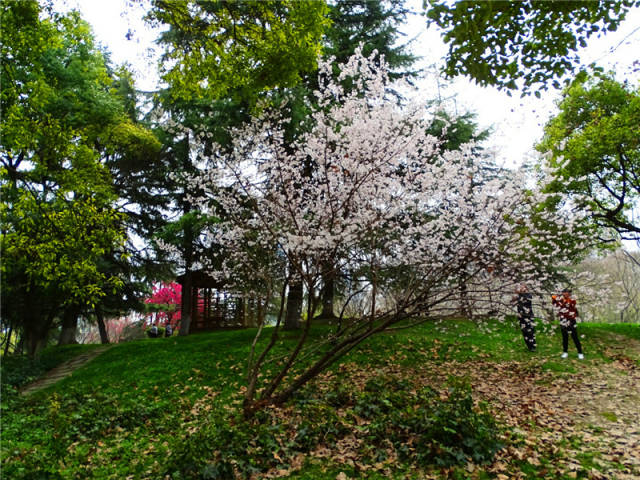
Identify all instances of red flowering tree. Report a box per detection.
[144,282,182,328]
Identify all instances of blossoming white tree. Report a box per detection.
[185,49,594,415]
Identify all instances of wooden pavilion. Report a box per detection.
[177,270,261,332]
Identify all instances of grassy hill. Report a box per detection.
[2,319,639,479]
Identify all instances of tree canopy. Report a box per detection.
[143,0,328,335]
[1,0,622,363]
[538,72,640,242]
[146,0,329,104]
[180,49,595,413]
[425,0,639,94]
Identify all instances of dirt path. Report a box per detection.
[19,346,111,396]
[314,334,640,479]
[440,335,640,479]
[464,359,640,479]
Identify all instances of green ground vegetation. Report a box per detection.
[1,319,638,479]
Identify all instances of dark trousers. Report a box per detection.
[519,316,536,351]
[561,325,582,354]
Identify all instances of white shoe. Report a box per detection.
[561,352,568,359]
[578,353,584,360]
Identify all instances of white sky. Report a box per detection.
[65,0,640,169]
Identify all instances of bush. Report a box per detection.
[0,344,94,392]
[145,326,165,338]
[408,380,502,466]
[293,399,349,451]
[352,375,412,419]
[166,413,287,480]
[1,356,45,390]
[298,375,503,468]
[349,376,503,467]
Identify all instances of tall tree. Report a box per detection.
[0,1,159,355]
[310,0,420,322]
[537,72,640,242]
[425,0,639,94]
[324,0,417,77]
[148,0,328,104]
[88,66,166,341]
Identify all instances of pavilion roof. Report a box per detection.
[176,270,226,289]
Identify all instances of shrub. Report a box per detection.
[393,379,503,466]
[347,375,503,467]
[293,399,349,451]
[166,413,286,480]
[323,380,355,408]
[166,376,503,478]
[145,326,165,338]
[0,345,94,392]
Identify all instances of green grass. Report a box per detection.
[1,319,638,479]
[584,322,640,341]
[1,331,257,479]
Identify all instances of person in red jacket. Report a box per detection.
[552,288,584,359]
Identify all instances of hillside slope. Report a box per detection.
[2,320,639,479]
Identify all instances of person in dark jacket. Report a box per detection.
[513,284,536,352]
[148,323,159,338]
[552,288,584,359]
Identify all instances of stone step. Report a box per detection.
[20,346,111,396]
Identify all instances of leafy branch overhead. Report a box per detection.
[425,0,639,94]
[147,0,329,104]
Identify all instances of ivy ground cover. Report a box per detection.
[2,319,639,479]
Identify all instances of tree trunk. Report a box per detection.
[318,266,337,320]
[96,308,110,344]
[459,280,472,319]
[284,280,303,330]
[3,326,13,356]
[22,296,54,357]
[179,130,194,337]
[24,310,54,357]
[237,296,246,326]
[179,272,193,336]
[26,329,48,357]
[58,307,79,346]
[15,332,24,355]
[257,289,271,327]
[257,297,264,326]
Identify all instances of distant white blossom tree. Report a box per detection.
[182,49,595,415]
